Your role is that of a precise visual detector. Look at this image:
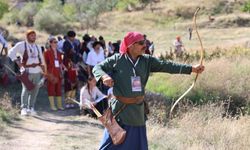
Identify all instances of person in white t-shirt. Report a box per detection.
[173,36,185,57]
[80,75,108,117]
[8,30,46,116]
[86,41,105,76]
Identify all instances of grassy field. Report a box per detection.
[147,104,250,150]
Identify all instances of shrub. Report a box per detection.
[63,3,77,21]
[0,0,8,19]
[34,8,69,35]
[1,9,19,25]
[242,0,250,13]
[116,0,139,10]
[175,6,197,19]
[210,0,228,15]
[0,93,18,129]
[71,0,112,29]
[18,2,41,26]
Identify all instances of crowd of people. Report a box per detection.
[0,29,155,116]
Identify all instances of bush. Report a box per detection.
[1,9,19,24]
[71,0,112,29]
[175,6,197,19]
[0,0,8,19]
[116,0,139,10]
[211,0,228,15]
[0,93,18,129]
[242,0,250,13]
[18,2,41,26]
[63,3,77,21]
[34,8,69,35]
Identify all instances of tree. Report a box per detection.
[0,0,9,19]
[72,0,112,30]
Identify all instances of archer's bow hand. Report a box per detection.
[192,64,205,74]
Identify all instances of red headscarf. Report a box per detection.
[119,32,144,54]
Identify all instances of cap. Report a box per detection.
[26,29,36,37]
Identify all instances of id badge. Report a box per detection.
[54,60,60,68]
[131,76,142,92]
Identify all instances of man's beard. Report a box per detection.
[28,39,36,43]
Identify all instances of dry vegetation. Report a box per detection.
[147,104,250,150]
[0,93,19,132]
[145,48,250,149]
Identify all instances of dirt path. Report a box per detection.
[0,109,104,150]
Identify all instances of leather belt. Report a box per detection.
[114,95,144,104]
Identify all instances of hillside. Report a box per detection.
[1,0,250,53]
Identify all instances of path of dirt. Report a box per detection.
[0,109,104,150]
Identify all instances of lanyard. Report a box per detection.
[125,54,140,77]
[27,43,38,54]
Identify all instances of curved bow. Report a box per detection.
[169,7,205,118]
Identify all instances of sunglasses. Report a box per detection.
[135,40,146,45]
[51,41,58,44]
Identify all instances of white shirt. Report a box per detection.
[173,40,183,47]
[107,87,113,96]
[87,41,94,51]
[8,41,45,74]
[86,49,105,66]
[173,40,184,53]
[80,86,106,106]
[57,39,65,53]
[0,34,7,48]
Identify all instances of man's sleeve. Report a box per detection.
[149,56,192,74]
[0,35,8,48]
[8,42,23,61]
[86,52,92,66]
[92,55,117,81]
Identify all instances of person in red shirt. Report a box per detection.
[64,59,78,108]
[44,37,65,111]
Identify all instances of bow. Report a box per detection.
[169,7,205,118]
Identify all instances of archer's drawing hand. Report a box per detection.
[102,74,114,87]
[192,64,205,74]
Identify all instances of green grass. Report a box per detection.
[147,74,179,97]
[146,73,193,98]
[0,108,12,123]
